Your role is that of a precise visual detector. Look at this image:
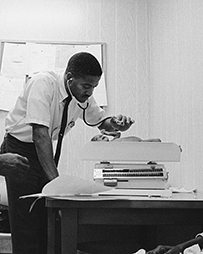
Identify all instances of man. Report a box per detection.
[0,153,29,180]
[147,233,203,254]
[0,52,134,254]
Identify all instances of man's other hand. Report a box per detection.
[147,245,173,254]
[0,153,29,180]
[110,115,135,132]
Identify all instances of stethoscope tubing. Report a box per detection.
[77,102,112,127]
[67,81,112,127]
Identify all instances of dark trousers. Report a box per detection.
[0,134,49,254]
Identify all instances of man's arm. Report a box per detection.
[174,235,203,254]
[32,124,59,181]
[147,235,203,254]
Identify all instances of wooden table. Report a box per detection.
[46,192,203,254]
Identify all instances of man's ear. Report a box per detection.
[66,72,73,82]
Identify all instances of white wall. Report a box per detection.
[148,0,203,190]
[0,0,203,191]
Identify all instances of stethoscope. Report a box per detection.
[67,79,111,127]
[67,79,120,137]
[77,102,121,139]
[77,102,112,127]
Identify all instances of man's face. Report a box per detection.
[69,75,100,103]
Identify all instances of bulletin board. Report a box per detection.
[0,40,107,111]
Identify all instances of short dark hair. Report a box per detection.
[65,52,103,78]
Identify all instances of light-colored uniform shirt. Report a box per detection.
[5,71,106,142]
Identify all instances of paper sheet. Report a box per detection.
[0,76,24,111]
[26,43,56,76]
[42,174,111,196]
[0,43,27,79]
[21,174,112,199]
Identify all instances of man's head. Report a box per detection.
[64,52,103,103]
[65,52,102,78]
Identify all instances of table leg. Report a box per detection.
[61,208,78,254]
[47,207,58,254]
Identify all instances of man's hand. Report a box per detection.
[110,115,135,132]
[0,153,29,180]
[147,245,173,254]
[164,245,183,254]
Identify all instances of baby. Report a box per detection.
[91,130,161,142]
